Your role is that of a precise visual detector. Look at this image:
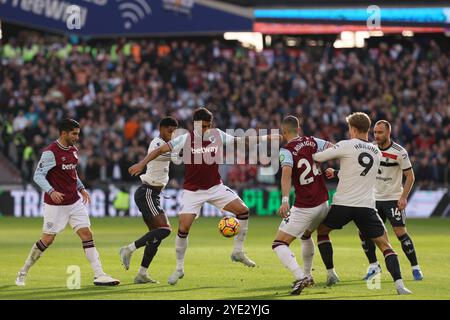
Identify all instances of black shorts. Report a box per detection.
[322,205,386,239]
[134,184,165,224]
[376,200,406,227]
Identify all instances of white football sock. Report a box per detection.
[84,247,104,278]
[301,237,315,277]
[327,268,337,276]
[128,242,137,252]
[233,218,248,252]
[175,235,188,271]
[274,245,305,280]
[370,261,380,268]
[395,279,406,289]
[21,243,45,273]
[412,265,421,270]
[138,266,148,276]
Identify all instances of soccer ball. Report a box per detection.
[218,217,240,238]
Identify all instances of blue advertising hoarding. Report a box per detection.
[0,0,253,36]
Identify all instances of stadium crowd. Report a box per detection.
[0,33,449,189]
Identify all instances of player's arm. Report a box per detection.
[312,137,338,178]
[398,151,415,210]
[76,172,90,205]
[277,148,293,218]
[33,151,65,204]
[128,134,187,176]
[312,141,344,163]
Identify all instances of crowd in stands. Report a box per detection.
[1,32,448,189]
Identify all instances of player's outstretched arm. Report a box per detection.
[312,142,343,163]
[128,144,171,176]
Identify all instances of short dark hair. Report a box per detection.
[282,115,300,132]
[346,112,371,133]
[193,107,213,122]
[59,118,80,134]
[375,120,391,131]
[159,116,178,128]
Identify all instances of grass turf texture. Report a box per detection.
[0,216,449,300]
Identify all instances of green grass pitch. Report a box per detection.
[1,216,449,300]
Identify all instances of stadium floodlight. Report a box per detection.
[224,32,264,52]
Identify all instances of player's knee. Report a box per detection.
[41,236,54,247]
[272,240,289,250]
[394,227,406,238]
[78,229,93,241]
[157,227,171,240]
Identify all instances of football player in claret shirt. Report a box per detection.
[15,119,119,287]
[129,107,271,285]
[272,116,333,295]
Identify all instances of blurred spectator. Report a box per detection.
[0,34,448,190]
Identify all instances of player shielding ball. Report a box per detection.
[129,107,262,286]
[119,117,178,284]
[15,119,119,286]
[313,112,412,295]
[272,116,333,295]
[358,120,423,281]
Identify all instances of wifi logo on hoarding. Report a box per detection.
[117,0,152,29]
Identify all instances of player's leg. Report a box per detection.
[385,201,422,280]
[135,214,171,284]
[70,200,119,286]
[316,205,351,286]
[16,233,56,286]
[360,203,385,280]
[213,185,255,267]
[300,230,314,283]
[121,186,171,283]
[168,188,202,285]
[16,203,67,286]
[356,209,412,294]
[301,201,330,285]
[168,213,196,285]
[273,206,316,294]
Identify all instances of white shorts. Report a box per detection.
[279,201,329,238]
[179,184,241,216]
[43,199,91,234]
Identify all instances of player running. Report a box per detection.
[272,116,333,295]
[119,117,178,284]
[129,107,264,285]
[312,112,412,295]
[357,120,423,281]
[15,119,119,286]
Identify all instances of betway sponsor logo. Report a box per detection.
[62,163,77,170]
[191,146,218,154]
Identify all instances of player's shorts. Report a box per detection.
[179,184,241,216]
[134,184,166,225]
[279,201,329,238]
[43,198,90,234]
[376,200,406,227]
[322,204,386,239]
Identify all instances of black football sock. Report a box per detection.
[383,249,402,281]
[140,228,171,268]
[317,235,334,270]
[398,233,418,267]
[359,232,378,264]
